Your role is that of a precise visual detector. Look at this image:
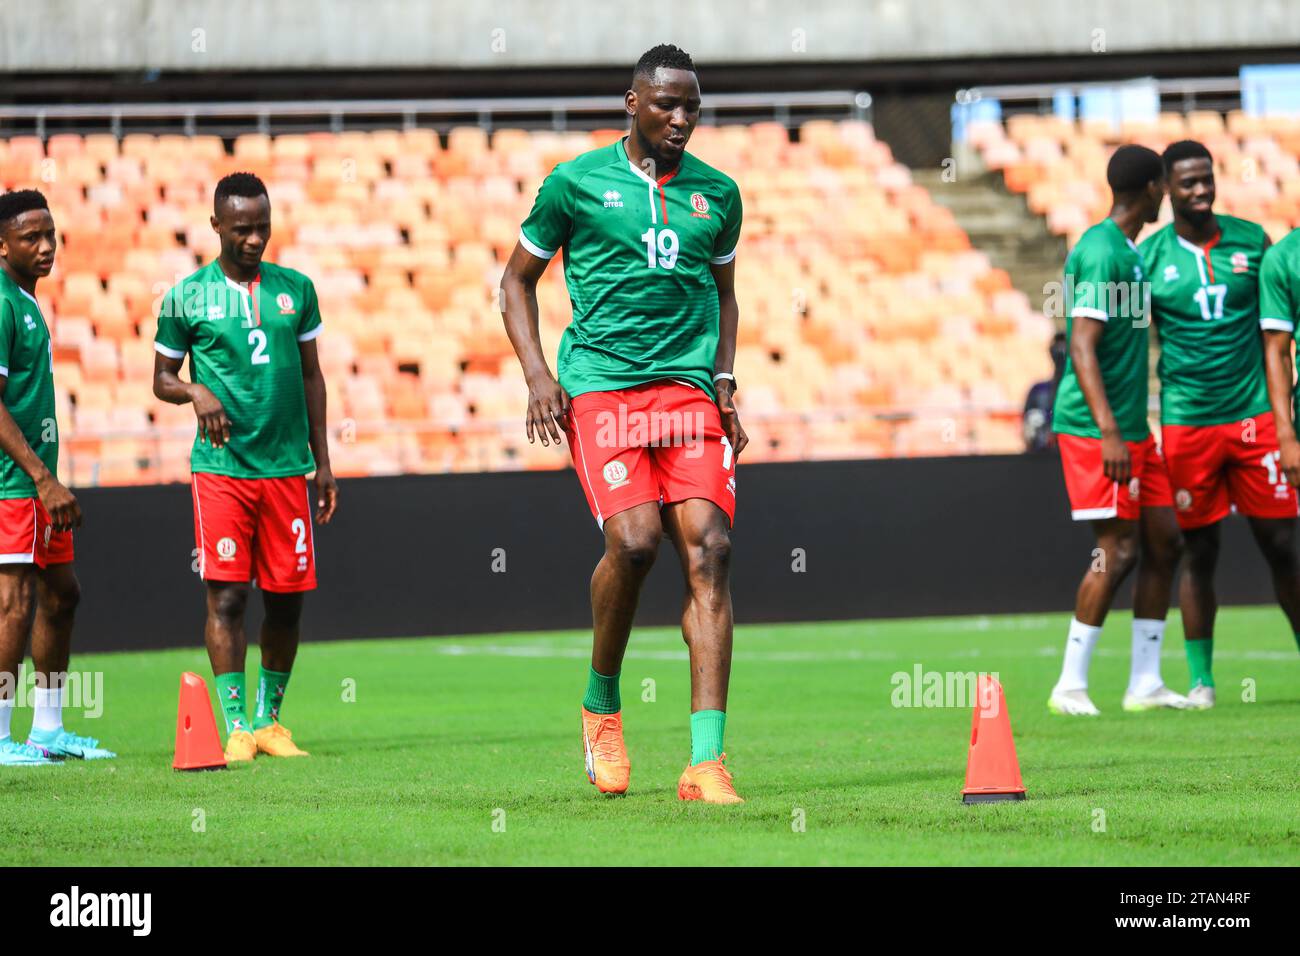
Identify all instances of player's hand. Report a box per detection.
[35,473,82,532]
[314,465,338,525]
[715,381,748,459]
[1280,436,1300,488]
[1100,429,1131,485]
[525,374,570,447]
[190,385,231,448]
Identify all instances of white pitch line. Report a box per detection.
[429,642,1298,663]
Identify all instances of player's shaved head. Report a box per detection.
[632,43,697,89]
[1106,145,1163,194]
[1162,140,1213,178]
[213,171,268,217]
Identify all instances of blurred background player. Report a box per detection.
[0,190,113,765]
[500,45,748,803]
[1022,331,1067,452]
[1048,145,1190,716]
[152,173,338,762]
[1140,140,1299,709]
[1257,228,1300,660]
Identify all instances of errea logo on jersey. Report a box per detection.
[206,303,226,321]
[276,293,296,314]
[23,313,36,331]
[1163,265,1179,283]
[602,190,623,208]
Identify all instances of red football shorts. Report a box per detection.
[191,473,317,592]
[563,380,737,530]
[0,497,74,568]
[1161,411,1299,529]
[1057,433,1173,521]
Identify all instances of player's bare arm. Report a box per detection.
[709,259,747,458]
[0,375,79,531]
[1068,316,1130,483]
[500,242,570,447]
[1262,329,1300,486]
[152,351,231,449]
[300,337,337,525]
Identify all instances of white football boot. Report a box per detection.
[1185,684,1216,710]
[1047,688,1101,716]
[1122,684,1193,712]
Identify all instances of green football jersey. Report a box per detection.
[1140,215,1271,426]
[1052,217,1152,442]
[0,268,57,499]
[1259,227,1300,418]
[155,260,322,479]
[519,137,742,399]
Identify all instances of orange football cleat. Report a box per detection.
[253,722,309,757]
[678,753,744,804]
[581,707,630,794]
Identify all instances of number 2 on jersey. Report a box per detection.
[248,328,270,365]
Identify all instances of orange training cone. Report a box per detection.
[961,674,1026,803]
[172,671,227,771]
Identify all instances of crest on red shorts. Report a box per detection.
[1127,477,1140,500]
[217,537,238,560]
[603,460,630,490]
[1175,488,1193,511]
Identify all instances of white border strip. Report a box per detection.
[154,342,186,359]
[1260,317,1295,332]
[297,325,323,343]
[518,230,556,260]
[710,249,737,265]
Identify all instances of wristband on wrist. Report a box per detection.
[713,372,736,389]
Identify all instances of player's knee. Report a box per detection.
[44,577,81,622]
[263,594,303,631]
[609,531,660,570]
[1150,528,1184,570]
[689,532,732,582]
[1185,538,1219,577]
[208,584,248,625]
[1259,526,1297,570]
[1109,536,1140,576]
[0,576,34,620]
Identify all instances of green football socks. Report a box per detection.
[582,667,620,715]
[690,709,726,765]
[1185,638,1214,689]
[215,672,248,734]
[253,667,292,730]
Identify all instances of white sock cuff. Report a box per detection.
[1068,617,1103,640]
[1133,617,1167,638]
[33,686,65,708]
[0,698,14,709]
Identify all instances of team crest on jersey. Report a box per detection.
[1175,488,1193,511]
[23,313,36,331]
[690,193,711,218]
[1231,252,1249,274]
[1163,265,1179,283]
[602,189,623,208]
[603,460,630,490]
[277,293,296,314]
[217,537,238,560]
[1127,477,1140,501]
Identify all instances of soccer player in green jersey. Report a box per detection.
[153,173,338,762]
[0,190,114,765]
[1258,228,1300,662]
[1048,146,1190,716]
[1140,140,1299,708]
[500,45,748,803]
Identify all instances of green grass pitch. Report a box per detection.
[2,607,1296,865]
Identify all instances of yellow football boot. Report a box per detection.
[223,729,258,763]
[253,722,309,757]
[677,754,744,804]
[581,707,630,794]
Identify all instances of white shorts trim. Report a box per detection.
[1072,506,1118,521]
[518,230,557,260]
[0,552,35,564]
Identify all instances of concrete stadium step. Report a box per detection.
[912,166,1067,321]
